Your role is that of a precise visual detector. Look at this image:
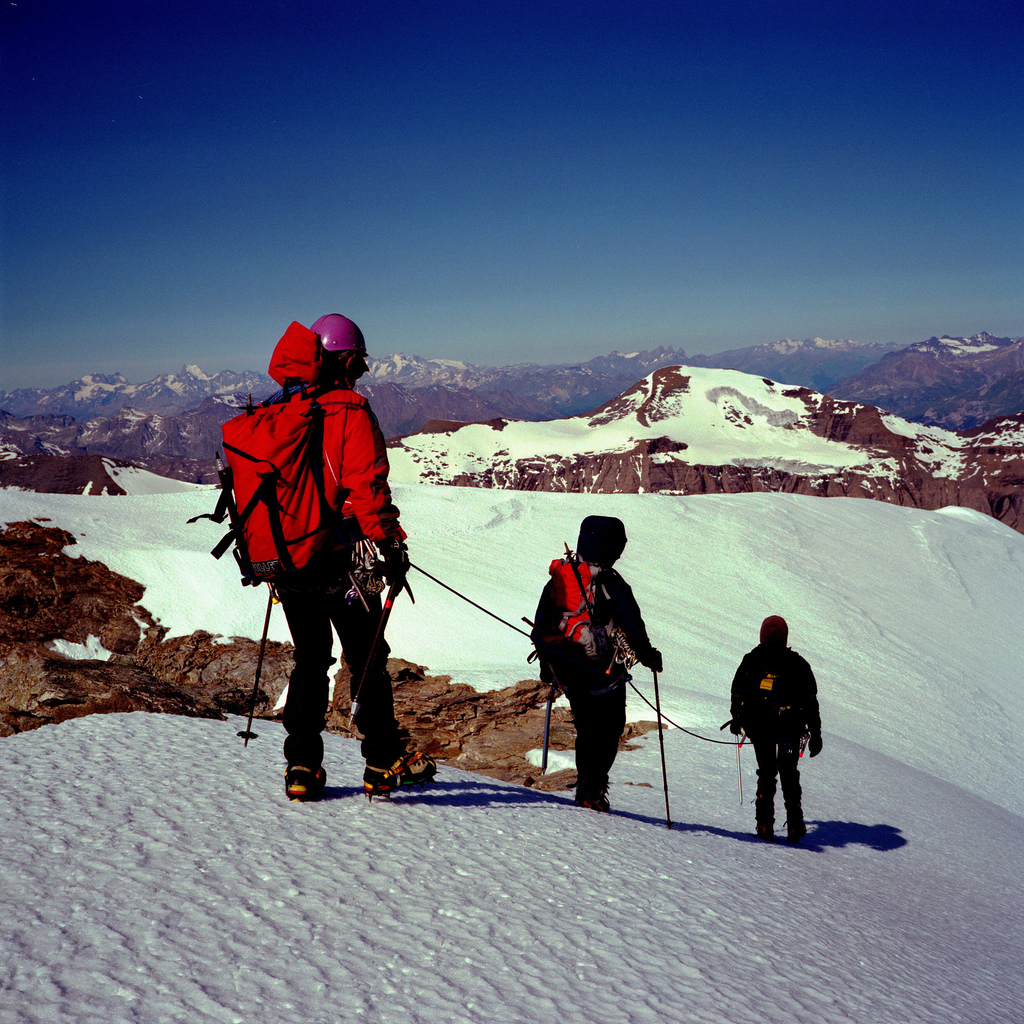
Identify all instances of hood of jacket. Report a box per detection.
[576,515,627,568]
[268,321,322,387]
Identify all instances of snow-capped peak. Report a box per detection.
[769,337,859,354]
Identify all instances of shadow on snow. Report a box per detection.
[317,778,906,852]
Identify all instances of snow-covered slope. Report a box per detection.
[2,710,1020,1024]
[2,486,1022,1023]
[102,460,210,495]
[3,486,1022,817]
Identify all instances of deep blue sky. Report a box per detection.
[2,0,1022,389]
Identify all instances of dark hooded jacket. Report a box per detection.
[730,642,820,743]
[531,516,655,692]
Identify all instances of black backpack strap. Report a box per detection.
[187,456,254,577]
[304,397,336,530]
[564,544,603,627]
[186,485,230,526]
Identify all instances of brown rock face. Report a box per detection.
[0,454,132,495]
[1,521,647,790]
[0,520,221,736]
[0,641,212,735]
[0,520,152,650]
[130,629,295,721]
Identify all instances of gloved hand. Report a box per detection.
[642,648,663,674]
[729,719,743,736]
[808,733,823,757]
[377,537,410,585]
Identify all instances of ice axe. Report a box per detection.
[540,680,557,773]
[720,719,745,804]
[521,616,559,774]
[349,576,411,727]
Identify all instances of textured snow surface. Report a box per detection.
[1,486,1022,1023]
[1,713,1022,1024]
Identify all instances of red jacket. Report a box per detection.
[268,321,404,545]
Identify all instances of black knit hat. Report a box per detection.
[576,516,627,567]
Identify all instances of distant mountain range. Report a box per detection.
[0,366,275,421]
[0,348,697,486]
[686,336,901,392]
[3,334,1022,431]
[830,333,1024,429]
[2,334,1022,531]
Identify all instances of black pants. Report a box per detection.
[752,738,803,824]
[565,680,627,790]
[277,575,403,771]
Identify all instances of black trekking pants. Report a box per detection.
[277,583,403,772]
[752,738,803,824]
[565,681,627,790]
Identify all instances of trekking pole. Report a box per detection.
[349,577,404,727]
[521,615,560,775]
[540,682,556,773]
[652,670,672,828]
[736,734,744,804]
[237,584,275,746]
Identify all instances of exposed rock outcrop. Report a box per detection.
[0,641,213,735]
[0,519,153,648]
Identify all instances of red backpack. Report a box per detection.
[191,320,342,585]
[191,386,338,585]
[533,550,613,666]
[219,386,338,582]
[547,556,596,645]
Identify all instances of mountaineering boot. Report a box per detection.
[363,751,437,800]
[285,765,327,802]
[396,751,437,788]
[754,787,774,840]
[786,817,807,844]
[574,779,611,813]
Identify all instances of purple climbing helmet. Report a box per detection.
[310,314,367,355]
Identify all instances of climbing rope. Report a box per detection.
[409,560,741,748]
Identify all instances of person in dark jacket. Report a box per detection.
[268,314,435,802]
[729,615,822,843]
[531,516,662,813]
